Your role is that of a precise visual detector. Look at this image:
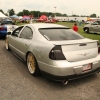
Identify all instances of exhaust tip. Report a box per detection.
[62,80,68,85]
[97,71,100,74]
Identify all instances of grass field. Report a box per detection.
[18,22,100,42]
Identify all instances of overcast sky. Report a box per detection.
[0,0,100,16]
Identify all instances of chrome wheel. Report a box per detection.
[85,29,87,32]
[27,53,40,76]
[27,53,36,74]
[84,28,89,33]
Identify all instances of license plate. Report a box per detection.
[82,63,92,71]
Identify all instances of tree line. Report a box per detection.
[0,9,98,18]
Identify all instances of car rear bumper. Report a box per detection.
[40,67,100,81]
[38,55,100,80]
[0,31,7,37]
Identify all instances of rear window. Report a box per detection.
[39,28,84,41]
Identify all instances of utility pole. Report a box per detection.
[54,6,57,18]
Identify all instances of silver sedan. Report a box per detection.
[5,23,100,84]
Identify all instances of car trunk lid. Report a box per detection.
[51,38,98,62]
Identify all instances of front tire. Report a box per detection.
[27,53,40,76]
[84,27,89,33]
[5,38,10,51]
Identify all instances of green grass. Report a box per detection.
[17,22,100,42]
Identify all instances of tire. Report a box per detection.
[84,27,89,33]
[27,53,40,76]
[5,38,10,51]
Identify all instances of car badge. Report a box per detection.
[79,53,90,56]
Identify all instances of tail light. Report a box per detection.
[0,27,5,31]
[49,45,66,60]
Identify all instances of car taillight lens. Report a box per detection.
[0,27,5,31]
[49,45,66,60]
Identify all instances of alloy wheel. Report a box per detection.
[27,53,36,74]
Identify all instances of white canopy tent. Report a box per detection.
[0,12,7,17]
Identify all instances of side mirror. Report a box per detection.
[7,32,11,35]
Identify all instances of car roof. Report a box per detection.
[25,23,69,29]
[21,23,70,41]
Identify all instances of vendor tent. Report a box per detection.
[0,12,7,17]
[39,15,47,20]
[10,15,19,18]
[22,16,30,20]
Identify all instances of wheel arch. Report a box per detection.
[84,27,89,31]
[83,27,89,33]
[25,51,38,63]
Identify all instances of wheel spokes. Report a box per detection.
[28,54,36,74]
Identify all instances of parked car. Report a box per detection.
[0,19,18,37]
[5,23,100,85]
[83,21,100,33]
[84,21,94,24]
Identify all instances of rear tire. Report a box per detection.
[27,53,40,76]
[84,27,89,33]
[5,38,10,51]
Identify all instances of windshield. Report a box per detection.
[39,28,84,41]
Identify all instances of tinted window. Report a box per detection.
[97,21,100,25]
[39,28,84,41]
[19,26,33,39]
[12,26,24,37]
[92,21,99,25]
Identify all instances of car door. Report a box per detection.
[8,26,24,51]
[90,21,99,32]
[97,21,100,32]
[14,26,33,59]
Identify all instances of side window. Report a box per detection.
[19,26,33,39]
[12,26,24,37]
[97,21,100,25]
[92,21,99,25]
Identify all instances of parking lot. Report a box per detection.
[0,39,100,100]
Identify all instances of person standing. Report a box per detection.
[30,18,33,24]
[73,23,78,32]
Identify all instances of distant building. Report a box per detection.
[55,16,88,22]
[87,17,100,21]
[55,16,68,22]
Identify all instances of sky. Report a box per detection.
[0,0,100,16]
